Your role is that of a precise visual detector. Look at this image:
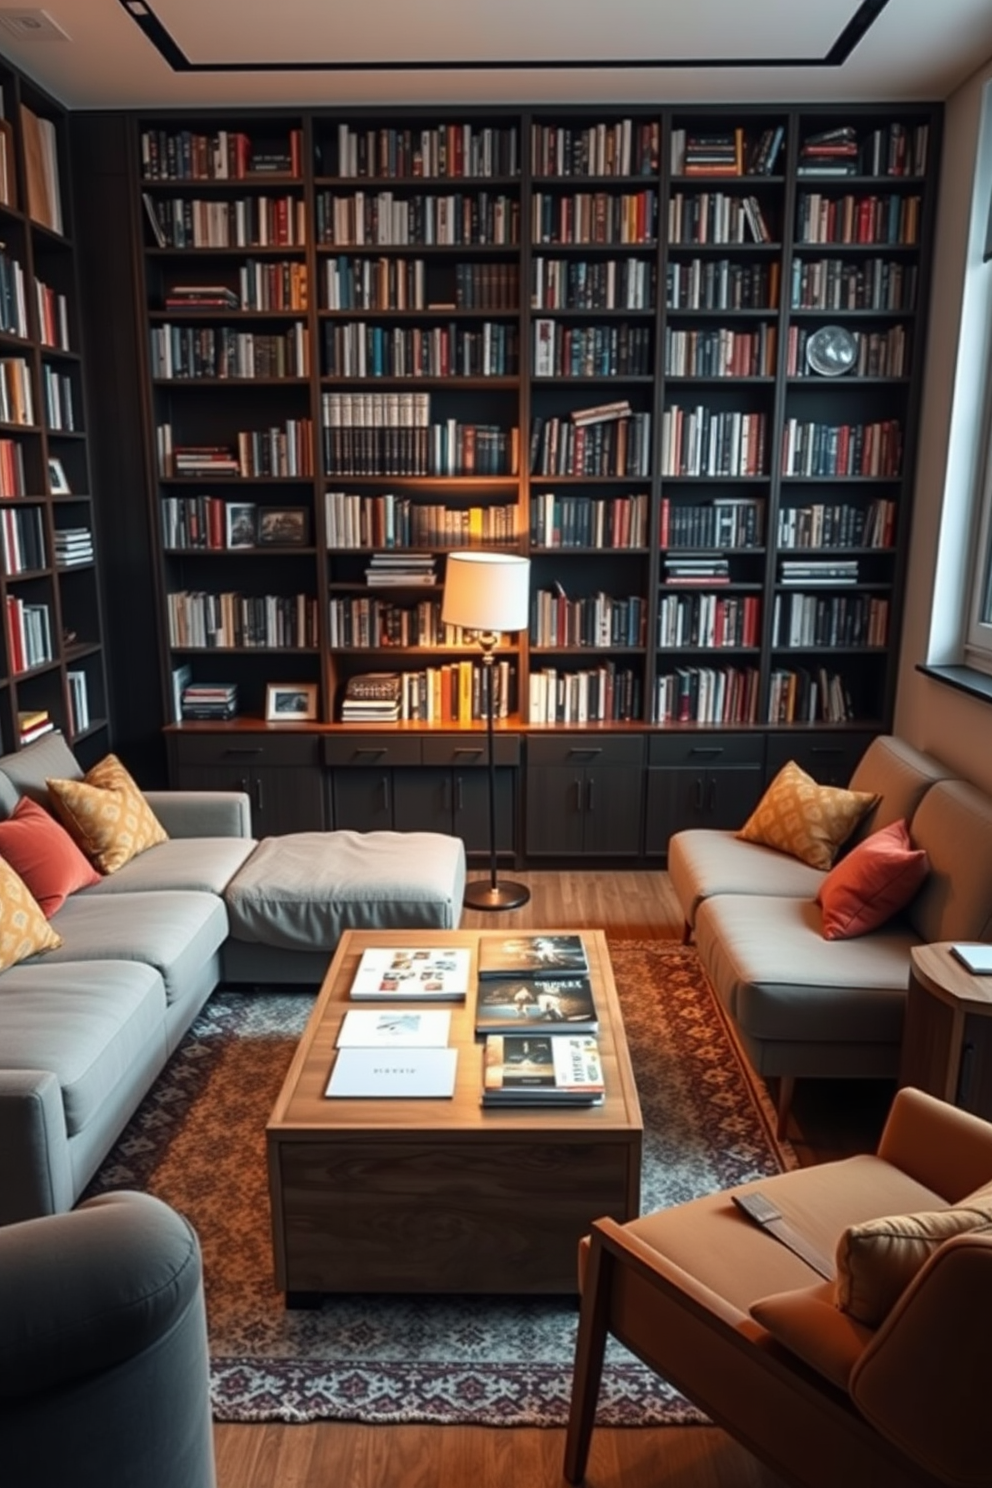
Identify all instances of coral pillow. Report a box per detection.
[46,754,168,874]
[0,855,62,969]
[816,819,929,940]
[0,796,101,916]
[737,760,877,871]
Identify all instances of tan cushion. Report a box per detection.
[737,761,876,872]
[0,855,62,968]
[750,1281,873,1390]
[46,754,168,874]
[835,1181,992,1327]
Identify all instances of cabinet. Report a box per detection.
[526,734,644,856]
[168,729,325,835]
[764,729,876,786]
[0,60,110,764]
[644,733,765,854]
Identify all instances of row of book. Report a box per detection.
[664,324,777,380]
[35,279,71,352]
[531,190,657,247]
[66,670,91,736]
[140,128,303,181]
[328,598,469,650]
[332,124,520,181]
[777,500,896,551]
[654,665,760,725]
[790,256,917,312]
[660,406,768,479]
[149,324,310,381]
[532,256,655,311]
[0,503,45,574]
[666,259,778,313]
[315,191,520,248]
[42,367,74,433]
[528,663,642,724]
[325,491,518,550]
[767,666,855,723]
[156,419,314,479]
[532,120,660,180]
[796,192,920,247]
[771,592,890,648]
[0,437,25,496]
[165,590,320,650]
[160,497,309,551]
[659,496,765,550]
[796,123,928,179]
[162,261,309,314]
[531,589,648,649]
[668,192,772,246]
[530,492,648,550]
[670,126,784,178]
[529,409,653,479]
[780,419,902,480]
[533,319,652,378]
[657,593,760,650]
[323,320,519,379]
[0,250,27,339]
[143,193,307,250]
[341,660,517,723]
[0,357,34,426]
[786,325,910,380]
[5,594,53,673]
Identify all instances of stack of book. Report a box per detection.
[164,284,240,310]
[779,558,859,586]
[681,130,742,176]
[340,671,402,721]
[181,681,238,720]
[54,527,94,567]
[663,556,731,586]
[476,935,604,1107]
[17,708,53,745]
[172,445,241,478]
[364,552,437,587]
[797,127,859,176]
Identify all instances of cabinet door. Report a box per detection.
[330,767,395,831]
[252,766,326,837]
[703,767,765,831]
[582,767,643,856]
[452,769,516,855]
[392,768,451,835]
[644,767,706,854]
[525,765,586,856]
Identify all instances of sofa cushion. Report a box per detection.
[81,836,256,897]
[0,960,166,1135]
[904,779,992,945]
[738,761,876,871]
[45,891,228,1006]
[47,755,169,874]
[750,1281,873,1390]
[696,893,918,1048]
[835,1182,992,1327]
[0,730,81,813]
[0,857,62,970]
[668,828,825,931]
[817,819,929,941]
[846,734,953,840]
[0,796,101,916]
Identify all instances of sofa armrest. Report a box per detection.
[144,790,251,839]
[877,1087,992,1202]
[0,1070,73,1225]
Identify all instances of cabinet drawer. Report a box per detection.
[648,732,766,768]
[323,735,423,767]
[764,731,876,785]
[526,734,644,768]
[422,734,521,767]
[172,732,320,767]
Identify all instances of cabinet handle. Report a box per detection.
[442,776,451,811]
[574,777,582,812]
[238,776,249,794]
[380,775,390,812]
[456,776,464,811]
[707,778,716,812]
[587,778,594,812]
[695,776,704,812]
[354,748,387,760]
[690,746,724,757]
[224,747,263,757]
[255,778,264,812]
[453,747,484,759]
[567,747,602,758]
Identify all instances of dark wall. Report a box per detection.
[70,113,168,785]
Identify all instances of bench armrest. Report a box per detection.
[0,1070,72,1225]
[877,1087,992,1201]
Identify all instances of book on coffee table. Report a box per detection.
[950,943,992,975]
[474,976,598,1035]
[482,1033,604,1106]
[478,934,588,979]
[350,946,471,1000]
[325,1046,459,1098]
[336,1008,453,1047]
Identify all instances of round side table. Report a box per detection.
[901,943,992,1114]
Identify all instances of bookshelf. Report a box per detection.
[125,104,939,854]
[0,59,109,762]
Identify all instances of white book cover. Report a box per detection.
[336,1008,452,1048]
[951,944,992,975]
[350,946,471,1000]
[325,1046,458,1099]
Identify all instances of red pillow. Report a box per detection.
[816,818,928,941]
[0,795,101,916]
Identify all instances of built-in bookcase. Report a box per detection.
[0,57,109,761]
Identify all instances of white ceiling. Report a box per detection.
[2,0,992,111]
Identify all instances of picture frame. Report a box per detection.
[48,457,70,495]
[265,682,318,722]
[225,502,257,549]
[258,506,309,546]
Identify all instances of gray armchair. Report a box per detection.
[0,1190,216,1488]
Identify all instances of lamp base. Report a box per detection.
[463,879,531,912]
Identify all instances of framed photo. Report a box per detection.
[225,502,257,549]
[258,506,309,546]
[265,682,318,722]
[48,457,70,495]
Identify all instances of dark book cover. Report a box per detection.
[478,933,589,979]
[482,1033,604,1104]
[475,975,597,1034]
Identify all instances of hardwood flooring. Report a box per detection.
[214,869,890,1488]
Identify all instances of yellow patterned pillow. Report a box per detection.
[737,760,876,871]
[46,754,168,874]
[0,855,62,969]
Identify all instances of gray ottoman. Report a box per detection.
[221,829,466,984]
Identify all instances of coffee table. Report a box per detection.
[266,928,642,1297]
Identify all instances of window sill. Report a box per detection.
[916,662,992,706]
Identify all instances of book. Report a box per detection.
[482,1034,604,1105]
[950,944,992,975]
[336,1008,452,1047]
[325,1046,458,1098]
[475,976,597,1034]
[350,945,471,1000]
[478,934,589,979]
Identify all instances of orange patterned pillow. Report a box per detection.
[0,855,62,969]
[737,760,876,872]
[45,754,168,874]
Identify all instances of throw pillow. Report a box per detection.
[0,796,101,916]
[0,855,62,970]
[737,760,877,872]
[46,754,168,874]
[835,1184,992,1327]
[816,818,929,940]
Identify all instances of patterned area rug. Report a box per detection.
[87,939,795,1426]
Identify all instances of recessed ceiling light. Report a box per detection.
[0,9,70,42]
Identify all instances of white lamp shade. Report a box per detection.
[441,552,531,633]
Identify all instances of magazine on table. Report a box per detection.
[336,1008,453,1048]
[350,946,471,1000]
[478,934,589,980]
[482,1033,604,1106]
[325,1046,459,1098]
[474,976,597,1035]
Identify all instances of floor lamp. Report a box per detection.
[441,551,531,911]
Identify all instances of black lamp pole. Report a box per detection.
[462,633,529,912]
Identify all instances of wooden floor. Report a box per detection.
[215,869,891,1488]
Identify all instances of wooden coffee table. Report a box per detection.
[266,928,642,1298]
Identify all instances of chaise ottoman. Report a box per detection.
[221,829,467,985]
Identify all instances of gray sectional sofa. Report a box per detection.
[669,735,992,1132]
